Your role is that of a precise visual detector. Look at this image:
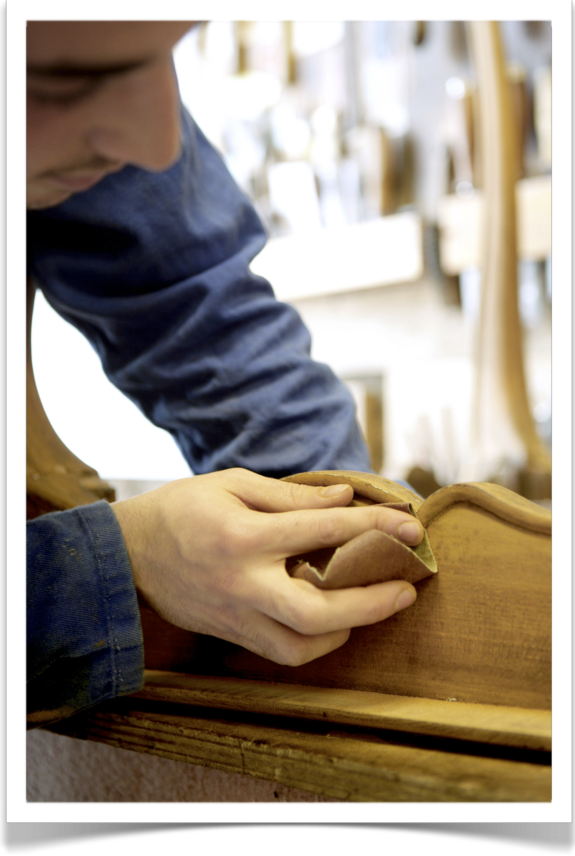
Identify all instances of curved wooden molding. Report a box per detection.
[417,481,551,534]
[283,469,551,533]
[27,278,114,518]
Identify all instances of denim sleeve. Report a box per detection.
[26,107,372,477]
[27,501,144,728]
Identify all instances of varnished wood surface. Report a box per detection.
[142,473,551,710]
[48,702,551,802]
[135,671,551,752]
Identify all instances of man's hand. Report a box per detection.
[111,468,422,666]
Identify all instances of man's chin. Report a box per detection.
[26,187,74,210]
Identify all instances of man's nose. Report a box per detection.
[85,58,182,172]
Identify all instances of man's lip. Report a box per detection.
[47,170,118,191]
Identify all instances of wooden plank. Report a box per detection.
[49,705,551,802]
[134,671,551,752]
[250,212,423,301]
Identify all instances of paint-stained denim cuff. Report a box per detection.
[27,501,144,727]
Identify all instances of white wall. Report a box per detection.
[31,290,193,484]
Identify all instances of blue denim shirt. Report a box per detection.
[26,108,372,726]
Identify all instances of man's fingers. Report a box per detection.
[234,613,352,666]
[222,468,355,512]
[251,568,417,636]
[255,503,424,558]
[113,469,422,670]
[216,469,423,550]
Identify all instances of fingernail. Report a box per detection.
[394,587,416,613]
[321,484,351,497]
[398,521,420,544]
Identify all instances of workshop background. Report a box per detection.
[28,20,552,801]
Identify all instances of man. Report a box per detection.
[26,21,421,726]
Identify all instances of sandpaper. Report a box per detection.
[286,501,437,589]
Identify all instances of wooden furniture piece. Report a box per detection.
[461,22,551,492]
[48,470,551,801]
[138,471,550,709]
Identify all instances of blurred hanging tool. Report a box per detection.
[283,21,297,85]
[506,62,529,180]
[533,66,551,171]
[413,21,426,46]
[235,21,250,74]
[445,76,476,197]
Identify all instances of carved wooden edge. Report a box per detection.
[417,481,552,534]
[131,671,551,752]
[282,471,551,535]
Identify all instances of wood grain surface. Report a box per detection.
[49,702,551,802]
